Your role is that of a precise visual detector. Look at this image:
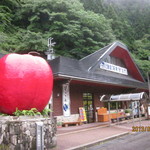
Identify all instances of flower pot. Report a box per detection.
[125,113,130,116]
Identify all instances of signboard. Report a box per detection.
[62,83,71,117]
[79,107,87,122]
[100,61,128,75]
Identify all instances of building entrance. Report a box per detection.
[83,93,94,123]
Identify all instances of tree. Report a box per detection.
[1,0,115,58]
[133,34,150,80]
[0,0,21,32]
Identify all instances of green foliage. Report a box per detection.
[135,59,150,81]
[134,34,150,60]
[57,121,62,126]
[0,29,47,53]
[13,108,51,116]
[0,112,8,116]
[125,109,131,113]
[41,108,52,116]
[132,34,150,79]
[0,6,12,32]
[1,0,114,58]
[0,0,21,32]
[13,108,39,116]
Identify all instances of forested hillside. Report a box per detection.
[0,0,150,79]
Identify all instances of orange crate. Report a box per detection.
[98,114,111,122]
[97,108,107,115]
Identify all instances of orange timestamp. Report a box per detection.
[132,126,150,132]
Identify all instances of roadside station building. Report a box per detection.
[0,41,148,123]
[48,41,148,123]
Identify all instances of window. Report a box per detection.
[104,56,126,68]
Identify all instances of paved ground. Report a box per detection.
[52,118,150,150]
[86,132,150,150]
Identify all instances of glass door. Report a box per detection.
[83,93,94,123]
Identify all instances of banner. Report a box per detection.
[62,83,70,117]
[79,107,87,122]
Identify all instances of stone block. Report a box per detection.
[0,134,3,144]
[10,135,17,145]
[9,125,15,135]
[25,130,30,136]
[2,124,6,132]
[9,143,15,150]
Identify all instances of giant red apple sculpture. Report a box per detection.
[0,53,53,115]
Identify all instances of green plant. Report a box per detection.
[13,108,51,116]
[13,108,22,116]
[41,108,52,116]
[0,112,8,116]
[125,109,130,113]
[57,122,62,127]
[13,108,42,116]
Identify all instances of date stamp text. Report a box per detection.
[132,126,150,132]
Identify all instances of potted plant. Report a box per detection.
[57,122,62,128]
[125,109,131,116]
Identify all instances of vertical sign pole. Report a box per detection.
[138,101,141,126]
[132,101,135,127]
[36,122,44,150]
[108,102,111,127]
[116,102,119,125]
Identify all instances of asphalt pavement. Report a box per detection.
[51,118,150,150]
[86,132,150,150]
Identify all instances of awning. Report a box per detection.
[100,92,148,102]
[100,92,148,127]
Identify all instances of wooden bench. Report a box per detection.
[111,115,133,123]
[111,116,125,123]
[62,121,82,127]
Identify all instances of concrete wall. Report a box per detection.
[0,116,57,150]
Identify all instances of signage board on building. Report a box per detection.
[79,107,87,122]
[100,61,128,75]
[62,83,71,117]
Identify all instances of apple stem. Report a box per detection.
[28,51,40,56]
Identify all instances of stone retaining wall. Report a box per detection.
[0,116,57,150]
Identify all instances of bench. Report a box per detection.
[62,121,82,127]
[111,116,125,123]
[111,118,117,123]
[119,117,125,121]
[125,115,132,120]
[111,115,133,123]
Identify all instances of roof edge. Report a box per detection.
[54,73,148,90]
